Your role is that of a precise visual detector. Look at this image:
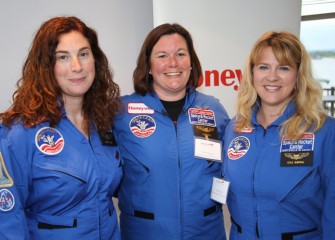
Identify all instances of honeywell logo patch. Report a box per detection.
[128,103,154,114]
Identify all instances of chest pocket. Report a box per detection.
[278,166,320,202]
[31,153,91,213]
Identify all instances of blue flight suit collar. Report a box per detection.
[251,101,296,127]
[137,86,197,113]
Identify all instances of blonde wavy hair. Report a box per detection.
[234,31,326,139]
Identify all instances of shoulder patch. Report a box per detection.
[35,127,64,155]
[0,189,15,211]
[129,115,156,138]
[0,152,13,188]
[227,136,250,160]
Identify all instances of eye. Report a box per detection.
[56,54,70,61]
[79,50,91,58]
[176,52,187,57]
[278,66,290,71]
[257,64,269,70]
[157,53,168,58]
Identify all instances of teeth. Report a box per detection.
[265,85,280,91]
[165,72,180,76]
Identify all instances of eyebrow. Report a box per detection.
[153,48,188,54]
[55,46,91,54]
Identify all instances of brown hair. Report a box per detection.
[133,23,202,95]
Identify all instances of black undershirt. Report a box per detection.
[160,97,186,122]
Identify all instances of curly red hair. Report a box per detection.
[1,16,121,133]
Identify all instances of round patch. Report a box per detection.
[35,127,64,155]
[0,189,15,211]
[129,115,156,138]
[227,136,250,160]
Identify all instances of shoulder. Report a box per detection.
[0,124,7,137]
[193,91,220,106]
[321,116,335,133]
[121,92,141,103]
[312,116,335,142]
[224,117,237,132]
[194,91,218,101]
[194,91,229,116]
[5,123,29,138]
[4,122,50,145]
[325,115,335,125]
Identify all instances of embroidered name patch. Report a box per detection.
[128,103,154,114]
[129,115,156,138]
[227,136,250,160]
[0,189,15,211]
[188,108,216,127]
[35,127,64,155]
[280,133,314,166]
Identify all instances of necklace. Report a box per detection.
[269,112,282,117]
[257,109,283,128]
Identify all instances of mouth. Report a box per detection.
[164,72,182,76]
[69,77,85,83]
[264,85,280,92]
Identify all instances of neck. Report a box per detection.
[63,95,84,114]
[63,96,88,139]
[154,88,186,102]
[257,104,287,128]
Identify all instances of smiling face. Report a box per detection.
[150,33,192,101]
[253,46,298,111]
[54,31,95,103]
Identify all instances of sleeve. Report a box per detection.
[321,120,335,236]
[0,130,31,239]
[214,98,230,142]
[221,118,234,178]
[323,177,335,236]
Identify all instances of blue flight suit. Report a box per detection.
[0,110,122,240]
[222,102,335,239]
[114,88,230,240]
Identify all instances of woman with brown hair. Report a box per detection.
[114,23,229,240]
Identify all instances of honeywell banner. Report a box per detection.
[153,0,302,117]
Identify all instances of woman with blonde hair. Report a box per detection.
[222,31,335,239]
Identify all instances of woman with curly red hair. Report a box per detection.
[0,16,122,239]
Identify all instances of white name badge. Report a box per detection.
[194,137,222,162]
[210,177,230,204]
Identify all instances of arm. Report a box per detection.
[0,129,31,239]
[321,119,335,237]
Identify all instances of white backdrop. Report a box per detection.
[153,0,302,117]
[0,0,153,112]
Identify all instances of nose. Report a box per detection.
[169,56,177,67]
[71,57,83,72]
[268,69,279,81]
